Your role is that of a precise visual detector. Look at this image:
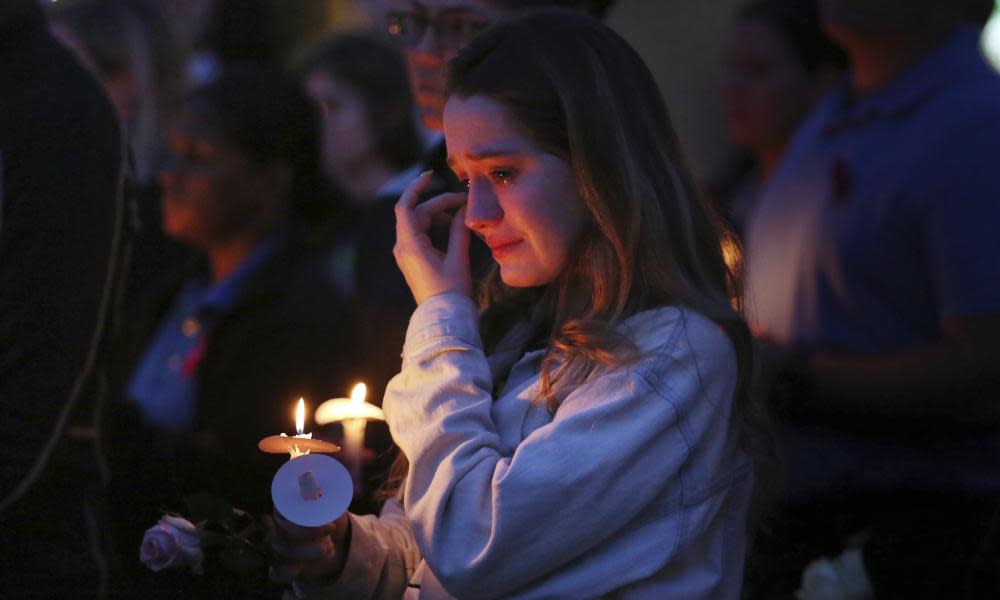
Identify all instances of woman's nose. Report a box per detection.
[464,178,503,230]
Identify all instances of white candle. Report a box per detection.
[258,398,339,457]
[342,417,365,489]
[315,383,384,492]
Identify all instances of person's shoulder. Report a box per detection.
[907,64,1000,190]
[923,42,1000,127]
[621,307,737,373]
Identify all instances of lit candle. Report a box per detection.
[258,398,339,458]
[263,400,352,528]
[314,383,384,491]
[289,398,312,458]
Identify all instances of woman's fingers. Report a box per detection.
[445,206,470,271]
[392,170,474,305]
[268,512,350,585]
[398,193,467,250]
[266,509,352,590]
[395,170,435,237]
[414,192,467,223]
[396,169,434,209]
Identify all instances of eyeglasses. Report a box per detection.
[386,10,491,50]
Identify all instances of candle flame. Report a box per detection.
[296,398,305,435]
[350,383,367,405]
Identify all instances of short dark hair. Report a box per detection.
[299,32,423,172]
[183,66,333,224]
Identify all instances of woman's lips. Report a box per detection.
[487,239,522,259]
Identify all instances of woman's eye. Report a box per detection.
[490,168,516,185]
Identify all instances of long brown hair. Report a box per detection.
[451,8,750,405]
[380,8,756,501]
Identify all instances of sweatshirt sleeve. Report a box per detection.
[383,294,745,599]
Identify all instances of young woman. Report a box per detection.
[272,9,756,599]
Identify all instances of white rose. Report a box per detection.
[139,515,205,575]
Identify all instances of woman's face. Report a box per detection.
[721,18,815,156]
[444,94,590,288]
[305,71,375,187]
[158,110,277,251]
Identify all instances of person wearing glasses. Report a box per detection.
[348,0,613,422]
[269,9,756,599]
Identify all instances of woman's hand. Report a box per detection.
[268,510,351,588]
[394,170,472,305]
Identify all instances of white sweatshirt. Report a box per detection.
[303,293,753,599]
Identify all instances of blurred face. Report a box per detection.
[386,0,505,131]
[305,71,375,186]
[158,110,280,251]
[721,19,816,156]
[445,95,590,287]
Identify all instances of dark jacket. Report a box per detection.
[0,5,128,596]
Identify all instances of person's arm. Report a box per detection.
[783,315,1000,432]
[385,296,748,598]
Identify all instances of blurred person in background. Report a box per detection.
[108,67,357,597]
[301,32,424,210]
[715,0,846,236]
[298,31,424,299]
[49,0,189,302]
[297,31,425,511]
[0,0,129,596]
[742,0,1000,597]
